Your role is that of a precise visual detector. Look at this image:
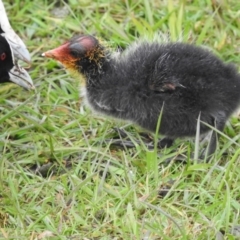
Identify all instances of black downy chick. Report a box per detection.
[0,35,33,89]
[43,35,240,159]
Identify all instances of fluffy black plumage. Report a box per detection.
[43,35,240,158]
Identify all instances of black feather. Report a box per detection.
[0,34,13,83]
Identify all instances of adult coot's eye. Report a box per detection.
[1,52,6,61]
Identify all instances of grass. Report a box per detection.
[1,0,240,239]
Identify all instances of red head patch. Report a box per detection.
[42,35,100,71]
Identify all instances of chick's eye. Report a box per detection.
[1,53,6,61]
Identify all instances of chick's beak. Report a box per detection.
[42,50,56,59]
[9,65,35,90]
[0,1,31,64]
[42,42,70,63]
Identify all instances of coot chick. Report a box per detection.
[42,35,240,159]
[0,35,33,89]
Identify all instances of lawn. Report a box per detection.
[1,0,240,239]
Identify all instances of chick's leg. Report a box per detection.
[206,119,226,160]
[204,112,226,161]
[158,138,174,148]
